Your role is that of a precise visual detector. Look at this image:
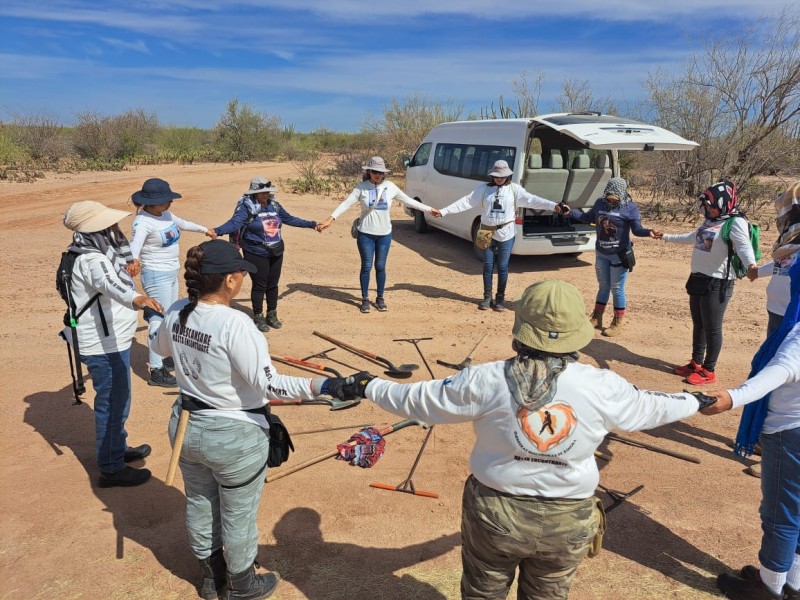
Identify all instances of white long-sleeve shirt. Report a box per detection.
[331,180,433,236]
[439,182,559,242]
[153,300,321,427]
[729,323,800,434]
[757,252,798,316]
[365,360,698,499]
[62,253,139,356]
[130,211,207,271]
[662,216,756,279]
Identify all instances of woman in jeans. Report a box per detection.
[435,159,568,311]
[569,178,660,337]
[62,201,163,487]
[318,157,437,314]
[658,180,757,385]
[152,240,347,600]
[130,178,216,387]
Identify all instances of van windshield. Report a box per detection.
[433,143,516,182]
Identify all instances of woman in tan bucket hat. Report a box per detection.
[61,201,164,488]
[327,279,716,599]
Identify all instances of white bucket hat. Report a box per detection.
[63,201,131,233]
[488,160,513,178]
[362,156,391,173]
[512,280,594,354]
[243,177,277,195]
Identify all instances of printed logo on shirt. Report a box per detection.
[179,351,202,381]
[369,188,389,211]
[596,214,620,251]
[260,214,281,243]
[489,189,506,217]
[160,223,181,247]
[774,254,795,276]
[695,223,720,252]
[171,321,212,354]
[515,402,578,453]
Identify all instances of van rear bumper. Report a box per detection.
[512,233,596,255]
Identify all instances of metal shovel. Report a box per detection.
[312,331,418,378]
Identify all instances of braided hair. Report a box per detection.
[179,243,225,327]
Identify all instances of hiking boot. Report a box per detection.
[224,565,279,600]
[199,548,227,600]
[163,356,175,371]
[674,359,702,377]
[602,315,626,337]
[717,571,785,599]
[253,314,269,332]
[98,466,151,488]
[686,367,717,385]
[124,444,151,463]
[589,310,604,329]
[360,299,371,313]
[740,566,800,600]
[265,310,282,329]
[148,366,177,388]
[493,294,506,312]
[478,293,492,311]
[375,297,388,312]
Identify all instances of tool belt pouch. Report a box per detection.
[266,413,294,468]
[588,496,607,558]
[350,217,361,239]
[476,225,495,250]
[685,272,713,296]
[618,247,636,272]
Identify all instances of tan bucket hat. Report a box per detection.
[243,177,277,195]
[512,280,594,354]
[488,160,513,178]
[362,156,390,173]
[63,201,131,233]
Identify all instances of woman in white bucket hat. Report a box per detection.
[318,156,438,314]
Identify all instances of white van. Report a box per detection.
[402,113,697,256]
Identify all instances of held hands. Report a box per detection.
[126,259,141,277]
[133,295,164,313]
[558,201,570,215]
[316,218,333,232]
[746,264,759,281]
[324,371,377,401]
[698,389,733,415]
[650,230,664,239]
[429,209,442,218]
[205,228,218,239]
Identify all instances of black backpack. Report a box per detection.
[56,250,107,404]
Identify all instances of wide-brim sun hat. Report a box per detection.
[362,156,390,173]
[488,160,513,178]
[512,279,594,354]
[64,201,131,233]
[243,177,277,195]
[199,239,257,274]
[131,178,182,206]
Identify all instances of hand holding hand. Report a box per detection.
[650,230,663,239]
[558,202,570,215]
[429,209,442,218]
[699,389,733,415]
[322,377,357,401]
[133,295,164,313]
[317,218,333,232]
[126,259,141,277]
[746,264,758,281]
[205,228,218,239]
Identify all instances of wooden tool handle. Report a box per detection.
[313,331,379,360]
[165,409,189,486]
[272,356,328,376]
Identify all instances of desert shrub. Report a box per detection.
[7,111,70,162]
[213,99,283,161]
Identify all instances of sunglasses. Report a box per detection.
[369,170,386,176]
[252,181,273,190]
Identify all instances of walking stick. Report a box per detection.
[165,409,189,486]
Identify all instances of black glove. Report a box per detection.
[343,371,377,399]
[685,389,717,410]
[558,201,570,215]
[322,377,357,401]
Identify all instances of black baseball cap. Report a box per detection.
[199,240,257,274]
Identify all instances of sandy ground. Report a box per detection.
[0,161,779,599]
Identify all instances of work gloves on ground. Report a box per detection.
[323,371,377,401]
[336,426,386,468]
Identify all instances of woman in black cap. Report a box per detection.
[130,177,216,387]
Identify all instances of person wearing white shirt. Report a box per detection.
[129,178,215,387]
[434,159,569,312]
[658,181,758,386]
[317,156,437,314]
[327,279,712,600]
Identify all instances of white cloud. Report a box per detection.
[100,37,150,54]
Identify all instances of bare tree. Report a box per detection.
[10,111,69,162]
[557,78,619,116]
[481,70,543,119]
[645,8,800,212]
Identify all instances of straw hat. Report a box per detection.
[63,201,131,233]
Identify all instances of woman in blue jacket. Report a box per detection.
[569,178,660,337]
[214,177,323,331]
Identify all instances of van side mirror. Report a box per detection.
[402,156,411,167]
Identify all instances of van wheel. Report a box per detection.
[471,219,485,261]
[413,209,429,233]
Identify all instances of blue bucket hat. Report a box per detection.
[132,178,182,206]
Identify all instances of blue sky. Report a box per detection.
[0,1,794,132]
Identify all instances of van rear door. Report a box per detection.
[533,114,698,151]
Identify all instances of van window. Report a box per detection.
[433,143,516,181]
[410,142,432,167]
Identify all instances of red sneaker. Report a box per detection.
[686,367,717,385]
[673,359,702,377]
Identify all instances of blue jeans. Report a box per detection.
[141,268,178,369]
[483,237,514,296]
[169,400,270,572]
[356,232,392,298]
[81,349,132,473]
[758,426,800,573]
[594,252,628,309]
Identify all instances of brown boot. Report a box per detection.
[602,314,625,337]
[589,310,604,329]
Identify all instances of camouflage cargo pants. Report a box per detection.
[169,400,270,574]
[460,475,601,600]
